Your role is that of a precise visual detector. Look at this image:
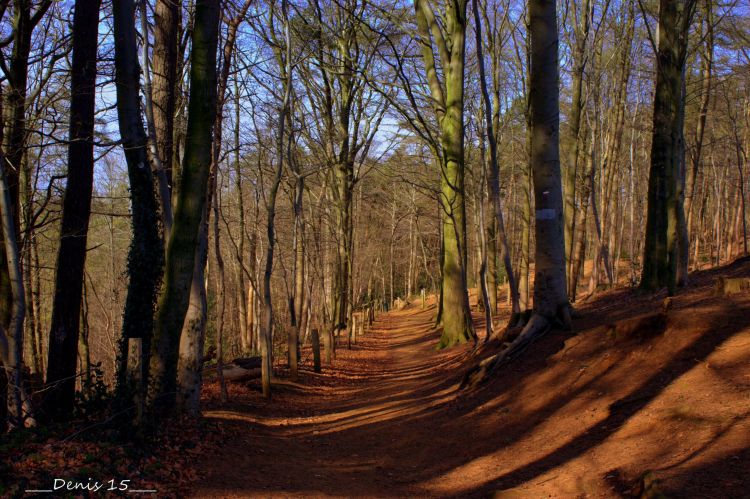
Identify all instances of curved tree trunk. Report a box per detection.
[176,0,252,416]
[149,0,220,415]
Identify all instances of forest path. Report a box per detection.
[194,299,478,498]
[192,259,750,498]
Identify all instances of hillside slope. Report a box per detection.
[195,258,750,498]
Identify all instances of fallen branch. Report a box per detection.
[204,356,262,382]
[220,366,262,382]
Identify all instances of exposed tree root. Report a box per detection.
[487,309,531,345]
[461,314,552,390]
[463,296,678,390]
[633,470,667,499]
[463,303,575,390]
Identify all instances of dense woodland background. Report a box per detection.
[0,0,747,433]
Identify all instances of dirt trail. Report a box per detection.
[194,259,750,498]
[195,303,474,498]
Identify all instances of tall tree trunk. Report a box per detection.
[289,170,304,380]
[139,1,173,235]
[233,74,250,354]
[0,80,30,428]
[0,148,28,429]
[519,166,532,311]
[31,235,43,375]
[563,0,591,292]
[112,0,164,416]
[641,0,695,294]
[527,0,569,325]
[472,0,521,323]
[213,178,228,402]
[676,67,690,285]
[44,0,101,421]
[149,0,220,415]
[260,0,293,398]
[415,0,474,348]
[176,205,209,415]
[475,126,493,339]
[0,1,51,329]
[176,0,251,416]
[685,0,712,246]
[153,0,179,189]
[79,280,92,395]
[486,219,498,313]
[22,241,40,375]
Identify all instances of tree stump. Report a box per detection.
[351,314,358,347]
[311,329,321,373]
[603,312,667,344]
[288,326,299,381]
[715,277,750,296]
[323,328,334,365]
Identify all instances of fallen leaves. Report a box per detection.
[1,417,227,498]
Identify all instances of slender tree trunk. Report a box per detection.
[31,235,43,375]
[176,0,251,416]
[289,170,304,380]
[563,0,591,292]
[0,1,51,330]
[676,68,690,285]
[685,0,712,242]
[260,0,293,397]
[176,204,209,415]
[79,280,92,395]
[44,0,101,420]
[519,166,531,311]
[233,75,250,354]
[22,242,40,375]
[472,0,521,323]
[0,151,28,429]
[153,0,179,189]
[139,1,173,234]
[112,0,164,416]
[0,75,30,426]
[475,126,493,339]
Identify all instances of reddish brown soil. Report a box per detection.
[194,258,750,498]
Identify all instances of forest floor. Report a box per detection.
[194,257,750,498]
